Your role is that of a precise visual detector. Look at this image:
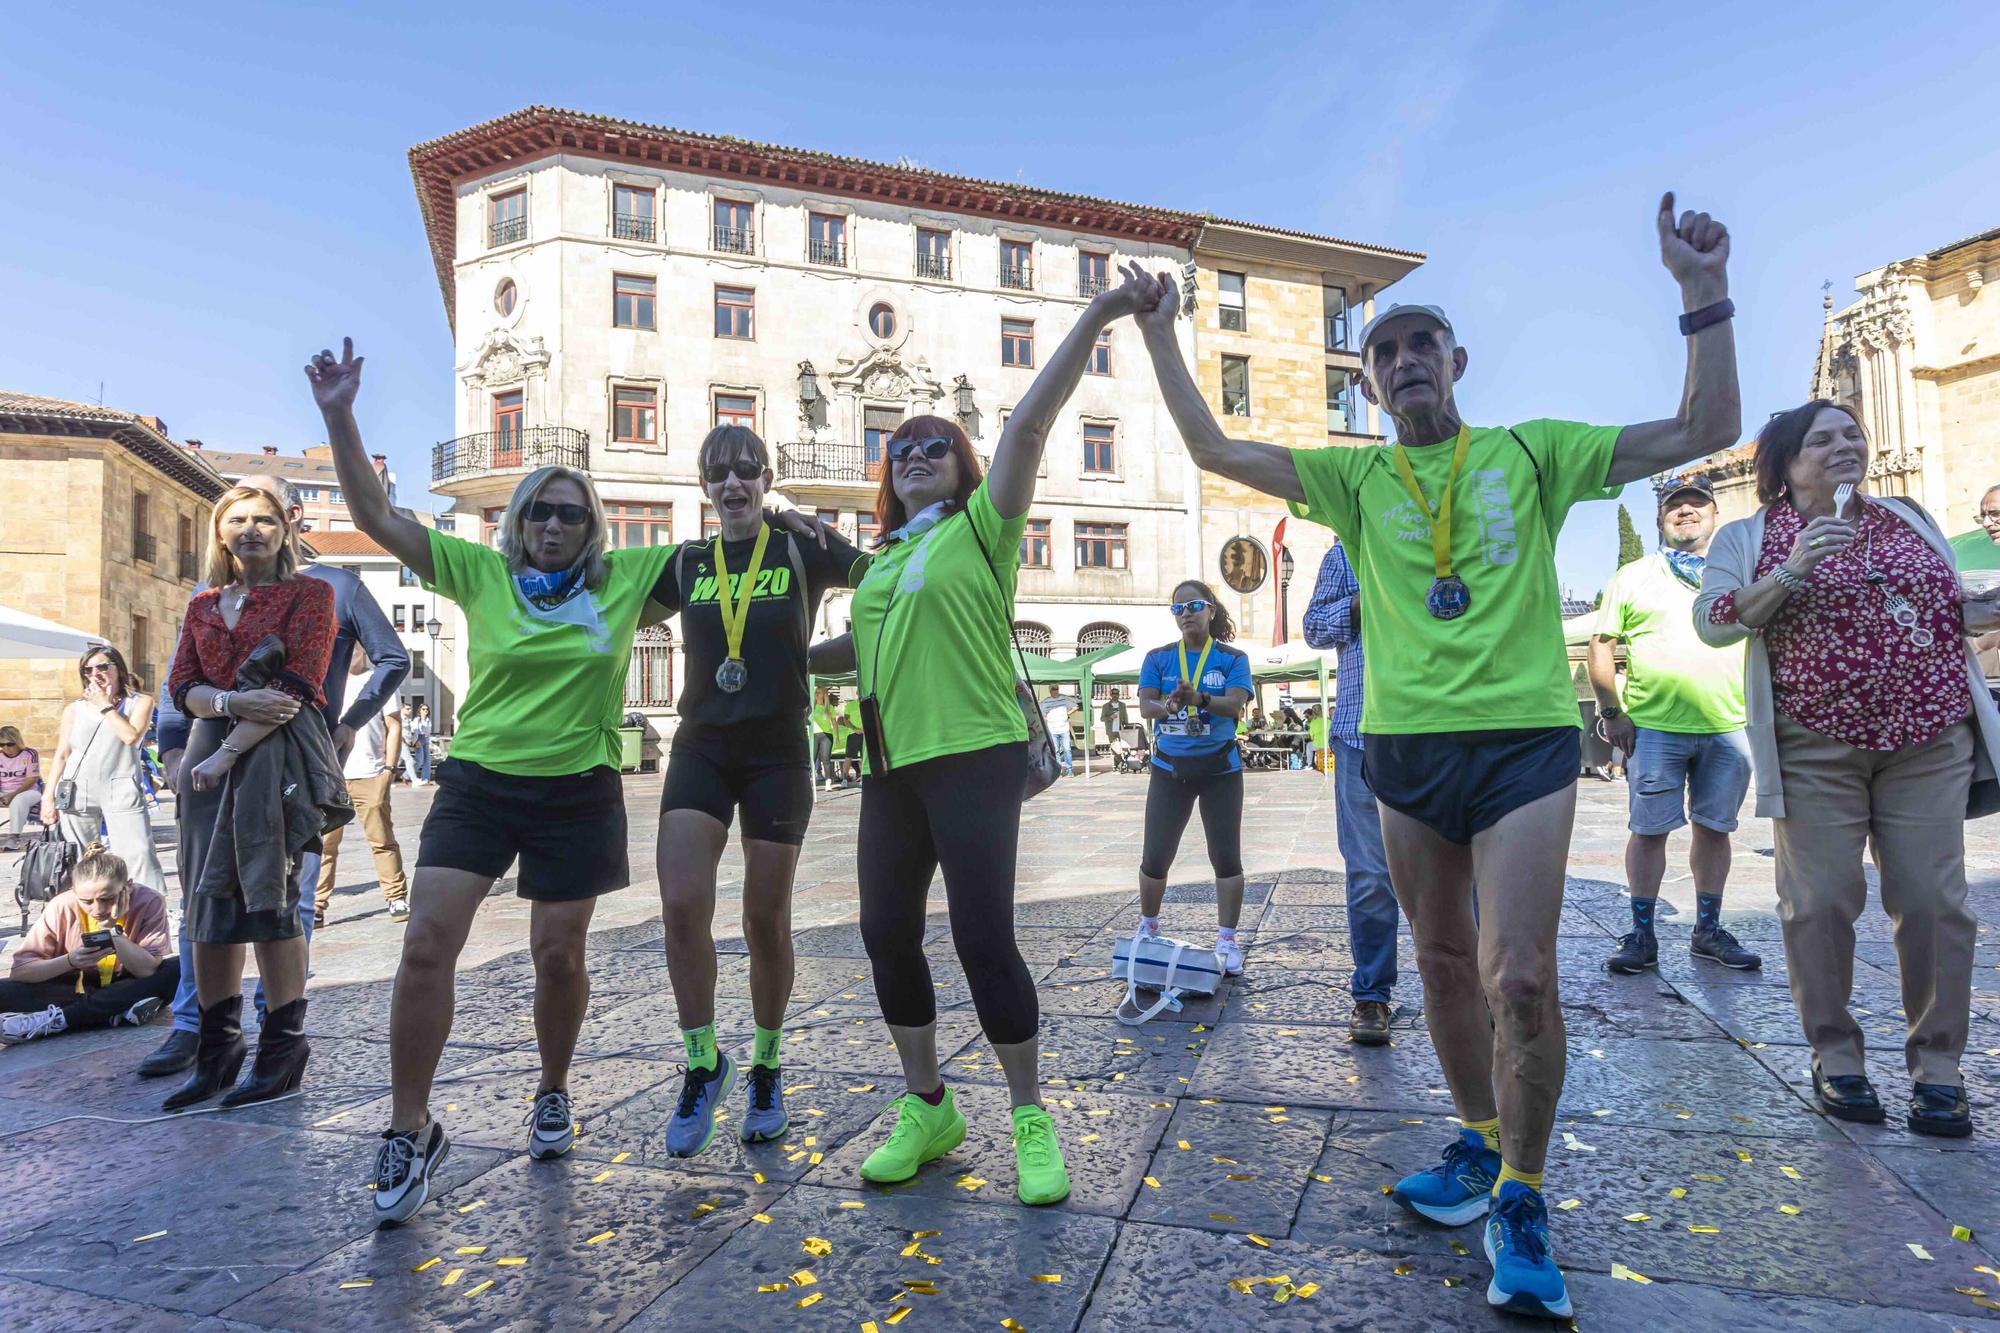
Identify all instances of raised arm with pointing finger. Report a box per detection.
[307,340,437,584]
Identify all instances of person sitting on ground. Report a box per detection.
[0,726,43,853]
[1,848,177,1044]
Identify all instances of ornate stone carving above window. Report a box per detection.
[461,327,551,389]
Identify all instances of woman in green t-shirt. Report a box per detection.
[817,265,1160,1208]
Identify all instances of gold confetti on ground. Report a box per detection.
[591,1170,614,1183]
[912,1230,940,1239]
[1443,1276,1462,1288]
[1610,1262,1652,1284]
[792,1270,817,1286]
[886,1310,911,1326]
[847,1084,875,1093]
[611,1152,631,1164]
[1954,1224,1975,1241]
[1779,1165,1801,1180]
[1669,1188,1687,1199]
[1210,1212,1237,1223]
[1692,1174,1725,1183]
[1225,1173,1253,1182]
[586,1230,616,1245]
[131,1231,168,1243]
[802,1237,833,1257]
[1033,1274,1062,1283]
[457,1199,486,1213]
[1687,1225,1720,1234]
[1622,1213,1651,1223]
[1247,1234,1271,1248]
[465,1280,494,1298]
[1002,1320,1026,1332]
[1557,1199,1581,1211]
[1778,1205,1801,1216]
[796,1292,823,1309]
[692,1202,718,1218]
[1393,1264,1413,1276]
[1177,1140,1192,1151]
[1144,1176,1161,1189]
[757,1283,790,1293]
[1735,1150,1754,1163]
[958,1176,988,1191]
[1213,1156,1238,1165]
[496,1258,527,1266]
[413,1258,442,1272]
[1450,1241,1470,1256]
[752,1214,772,1225]
[840,1201,867,1210]
[1310,1172,1332,1183]
[441,1268,464,1286]
[1079,1133,1101,1145]
[338,1280,373,1289]
[456,1246,487,1255]
[1908,1243,1934,1261]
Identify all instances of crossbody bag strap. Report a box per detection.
[959,508,1035,686]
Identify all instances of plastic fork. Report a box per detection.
[1834,482,1855,519]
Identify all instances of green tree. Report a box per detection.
[1616,504,1645,568]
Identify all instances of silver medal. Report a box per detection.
[715,658,748,693]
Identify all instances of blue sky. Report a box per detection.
[5,1,1996,594]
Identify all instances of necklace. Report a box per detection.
[1856,511,1934,649]
[225,583,250,614]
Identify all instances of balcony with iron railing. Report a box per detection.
[1079,274,1109,297]
[432,426,589,488]
[999,263,1034,291]
[915,253,951,281]
[133,532,157,564]
[774,441,886,486]
[807,239,847,267]
[177,551,198,582]
[612,212,655,242]
[714,226,756,254]
[489,216,527,247]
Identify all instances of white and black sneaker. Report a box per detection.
[374,1120,450,1228]
[527,1088,576,1160]
[1,1004,67,1044]
[115,996,165,1028]
[388,900,410,922]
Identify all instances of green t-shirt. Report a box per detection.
[1289,420,1622,734]
[810,703,835,736]
[424,529,676,776]
[1594,552,1745,734]
[1950,528,2000,572]
[851,482,1028,771]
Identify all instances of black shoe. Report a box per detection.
[163,996,247,1111]
[138,1029,200,1078]
[220,998,310,1108]
[1811,1063,1886,1123]
[1908,1082,1973,1138]
[1606,929,1658,975]
[1691,925,1762,970]
[1348,1000,1393,1046]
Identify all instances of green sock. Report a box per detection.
[752,1025,783,1069]
[1494,1162,1544,1196]
[682,1024,717,1073]
[1462,1115,1502,1152]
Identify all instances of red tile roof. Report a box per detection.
[303,530,391,557]
[0,390,228,499]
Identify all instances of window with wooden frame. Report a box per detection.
[488,188,527,246]
[612,385,658,445]
[713,198,755,253]
[131,491,153,563]
[701,506,722,540]
[1074,521,1128,570]
[915,227,951,279]
[714,285,755,339]
[1087,328,1112,375]
[1218,271,1247,331]
[481,506,506,549]
[857,510,882,548]
[808,212,847,266]
[495,279,518,316]
[863,406,903,478]
[612,184,656,242]
[176,513,195,581]
[1020,518,1052,568]
[1078,251,1109,296]
[1082,422,1117,475]
[604,502,672,550]
[1000,239,1034,289]
[1221,355,1251,416]
[1001,318,1034,368]
[492,391,525,467]
[714,393,757,430]
[613,273,656,329]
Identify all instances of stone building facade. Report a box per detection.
[1707,225,2000,528]
[180,442,398,534]
[0,393,228,748]
[407,108,1420,725]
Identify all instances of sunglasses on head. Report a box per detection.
[703,458,764,484]
[889,437,952,464]
[525,501,591,525]
[1170,599,1210,615]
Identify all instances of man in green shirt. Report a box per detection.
[1590,474,1759,976]
[1135,194,1739,1321]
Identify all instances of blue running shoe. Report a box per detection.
[666,1051,736,1158]
[1391,1127,1501,1226]
[740,1063,789,1143]
[1484,1179,1571,1319]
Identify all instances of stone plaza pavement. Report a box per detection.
[4,767,2000,1331]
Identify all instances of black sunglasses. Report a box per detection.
[525,501,591,525]
[1170,599,1211,615]
[889,437,952,464]
[703,458,764,484]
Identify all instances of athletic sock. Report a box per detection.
[1494,1162,1544,1195]
[1629,895,1658,932]
[682,1024,718,1074]
[1138,915,1160,936]
[1217,926,1237,943]
[1696,892,1723,931]
[752,1025,783,1070]
[915,1084,947,1107]
[1463,1115,1502,1153]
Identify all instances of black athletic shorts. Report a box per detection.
[661,716,813,846]
[417,758,630,901]
[1362,727,1580,846]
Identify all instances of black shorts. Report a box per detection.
[661,717,813,846]
[417,758,630,901]
[1363,727,1580,846]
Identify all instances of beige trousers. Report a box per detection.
[1771,714,1975,1086]
[314,770,407,913]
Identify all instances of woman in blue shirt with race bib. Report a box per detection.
[1135,579,1255,974]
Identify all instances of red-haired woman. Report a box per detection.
[811,264,1160,1206]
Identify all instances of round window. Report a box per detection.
[495,279,518,317]
[868,302,897,339]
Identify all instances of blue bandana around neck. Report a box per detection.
[1661,546,1706,589]
[514,562,586,610]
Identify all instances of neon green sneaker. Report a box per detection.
[1012,1104,1071,1206]
[859,1089,966,1184]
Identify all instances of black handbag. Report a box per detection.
[17,827,81,930]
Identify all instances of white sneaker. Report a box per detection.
[527,1088,576,1159]
[1,1004,68,1044]
[1135,918,1161,939]
[1216,936,1245,977]
[374,1120,450,1228]
[117,996,164,1028]
[388,899,410,922]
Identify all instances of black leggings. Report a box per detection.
[858,742,1037,1045]
[1139,764,1245,881]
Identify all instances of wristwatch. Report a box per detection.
[1599,705,1623,723]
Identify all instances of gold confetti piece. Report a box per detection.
[495,1258,527,1267]
[1443,1276,1463,1288]
[1977,1296,2000,1313]
[1692,1174,1725,1183]
[912,1230,940,1239]
[1002,1320,1026,1332]
[339,1280,373,1289]
[787,1151,807,1163]
[1779,1205,1801,1216]
[1908,1243,1934,1260]
[1670,1188,1687,1199]
[1269,1115,1289,1123]
[1687,1225,1720,1235]
[1591,1109,1612,1118]
[1400,1118,1425,1125]
[1347,1075,1361,1084]
[1144,1176,1162,1189]
[589,1169,615,1184]
[1392,1263,1413,1276]
[1954,1224,1975,1241]
[1623,1213,1651,1223]
[1210,1212,1237,1223]
[757,1283,790,1293]
[810,1153,824,1165]
[1735,1151,1754,1163]
[1310,1172,1332,1183]
[1225,1173,1254,1182]
[840,1201,867,1210]
[802,1237,833,1257]
[132,1231,168,1243]
[901,1241,923,1257]
[1079,1133,1101,1145]
[586,1231,615,1245]
[441,1268,464,1286]
[804,1136,818,1147]
[465,1280,494,1298]
[1380,1185,1395,1196]
[1610,1262,1652,1284]
[1296,1282,1320,1298]
[692,1202,718,1218]
[1193,1024,1208,1032]
[609,1151,630,1164]
[751,1213,773,1225]
[1085,1108,1112,1118]
[958,1175,988,1191]
[1977,1265,2000,1280]
[792,1270,817,1287]
[1033,1273,1062,1283]
[1779,1166,1802,1180]
[796,1292,823,1309]
[902,1280,938,1292]
[313,1111,352,1127]
[1213,1156,1238,1165]
[456,1246,487,1255]
[847,1084,875,1093]
[1247,1234,1271,1248]
[886,1310,911,1326]
[1264,1106,1286,1113]
[1177,1140,1192,1151]
[1227,1279,1253,1295]
[1557,1199,1582,1211]
[1279,1028,1299,1036]
[458,1199,486,1214]
[864,1324,881,1333]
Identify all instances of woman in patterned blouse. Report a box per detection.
[1694,400,2000,1138]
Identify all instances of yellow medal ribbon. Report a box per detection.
[1177,637,1214,711]
[712,521,773,669]
[1389,423,1473,582]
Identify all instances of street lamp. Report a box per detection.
[797,361,820,433]
[425,615,442,738]
[952,375,976,430]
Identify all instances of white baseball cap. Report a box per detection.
[1356,303,1455,351]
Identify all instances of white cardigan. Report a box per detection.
[1690,495,2000,820]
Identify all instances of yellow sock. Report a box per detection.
[1494,1162,1544,1196]
[1462,1116,1502,1152]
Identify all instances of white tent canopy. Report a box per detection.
[0,604,107,659]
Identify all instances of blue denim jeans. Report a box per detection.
[1334,739,1399,1002]
[1049,726,1073,776]
[171,850,319,1031]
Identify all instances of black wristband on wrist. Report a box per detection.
[1678,298,1735,337]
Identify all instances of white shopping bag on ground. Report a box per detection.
[1110,930,1224,1026]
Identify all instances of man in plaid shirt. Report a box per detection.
[1303,542,1400,1045]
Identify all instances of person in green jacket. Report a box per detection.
[811,686,838,792]
[838,695,863,786]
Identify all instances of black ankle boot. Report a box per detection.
[163,996,246,1112]
[220,998,311,1108]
